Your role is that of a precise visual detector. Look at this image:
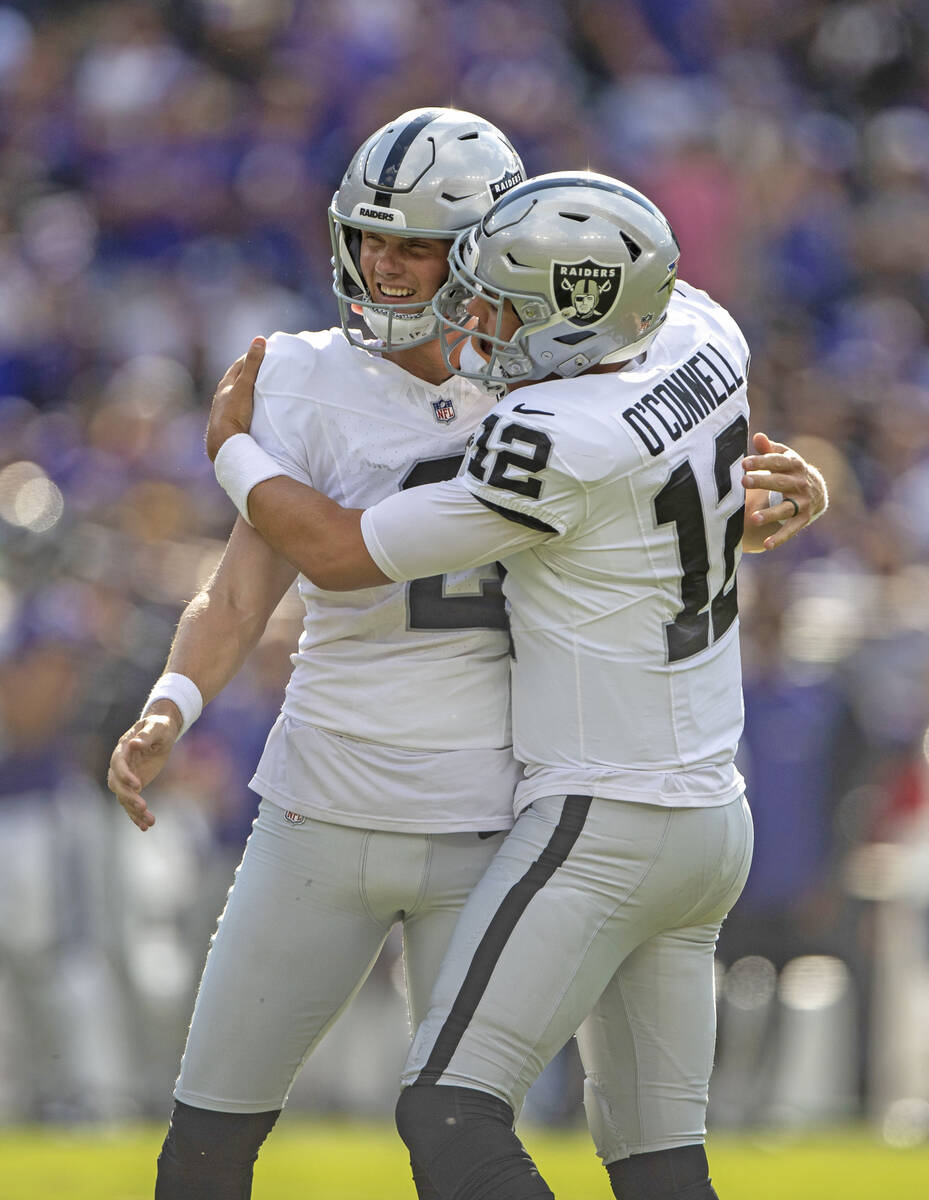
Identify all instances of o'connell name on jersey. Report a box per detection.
[458,283,750,811]
[619,339,745,457]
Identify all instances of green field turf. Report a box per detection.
[2,1119,927,1199]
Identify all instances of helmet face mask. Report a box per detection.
[434,242,544,393]
[329,108,525,351]
[433,172,681,391]
[434,236,554,394]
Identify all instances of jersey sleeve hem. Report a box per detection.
[462,476,568,536]
[362,480,549,579]
[473,494,559,534]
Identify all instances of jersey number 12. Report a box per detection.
[654,415,747,663]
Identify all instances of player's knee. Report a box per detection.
[155,1100,280,1199]
[606,1144,719,1200]
[396,1084,553,1199]
[396,1082,511,1155]
[396,1082,450,1159]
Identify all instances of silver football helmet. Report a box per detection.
[433,172,681,391]
[329,107,525,350]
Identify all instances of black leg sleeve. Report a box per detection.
[396,1083,554,1200]
[411,1156,445,1199]
[606,1144,720,1200]
[155,1100,280,1200]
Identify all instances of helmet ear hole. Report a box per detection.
[341,227,366,299]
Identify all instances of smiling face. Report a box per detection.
[359,230,452,312]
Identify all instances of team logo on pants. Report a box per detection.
[553,259,622,326]
[283,810,307,825]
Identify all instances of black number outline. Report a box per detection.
[710,417,749,643]
[654,415,747,663]
[466,417,553,498]
[654,461,709,662]
[466,415,501,483]
[400,455,508,631]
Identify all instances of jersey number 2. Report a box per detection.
[654,416,747,663]
[400,456,508,631]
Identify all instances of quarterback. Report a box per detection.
[206,172,826,1200]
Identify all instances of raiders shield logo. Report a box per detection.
[553,259,623,327]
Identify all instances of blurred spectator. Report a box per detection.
[0,600,133,1121]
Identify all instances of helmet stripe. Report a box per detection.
[372,109,443,206]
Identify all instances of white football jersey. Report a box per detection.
[363,284,750,812]
[246,329,518,831]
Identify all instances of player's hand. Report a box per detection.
[741,431,827,551]
[206,336,266,461]
[106,710,181,830]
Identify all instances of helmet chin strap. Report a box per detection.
[459,338,508,387]
[458,339,491,372]
[359,299,437,347]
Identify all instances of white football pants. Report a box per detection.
[402,793,753,1162]
[174,800,504,1113]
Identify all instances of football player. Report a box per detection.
[205,172,827,1200]
[109,107,528,1200]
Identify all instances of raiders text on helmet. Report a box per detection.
[432,172,681,390]
[329,108,525,350]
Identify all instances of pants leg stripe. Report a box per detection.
[415,794,593,1085]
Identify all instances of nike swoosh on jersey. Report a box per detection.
[512,402,554,416]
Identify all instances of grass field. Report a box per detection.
[2,1118,928,1199]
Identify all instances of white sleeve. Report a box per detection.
[360,479,550,583]
[459,404,597,537]
[249,343,314,486]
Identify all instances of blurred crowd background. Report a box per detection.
[1,0,929,1147]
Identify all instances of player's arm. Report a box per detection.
[205,337,546,588]
[107,517,297,831]
[243,474,545,589]
[741,432,828,552]
[201,337,374,586]
[237,430,826,570]
[242,475,385,589]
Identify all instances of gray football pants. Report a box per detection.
[402,793,753,1162]
[174,800,504,1113]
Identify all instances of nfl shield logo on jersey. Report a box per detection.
[283,810,307,826]
[553,259,623,327]
[432,397,456,423]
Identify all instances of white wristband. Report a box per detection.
[142,672,203,739]
[214,433,284,525]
